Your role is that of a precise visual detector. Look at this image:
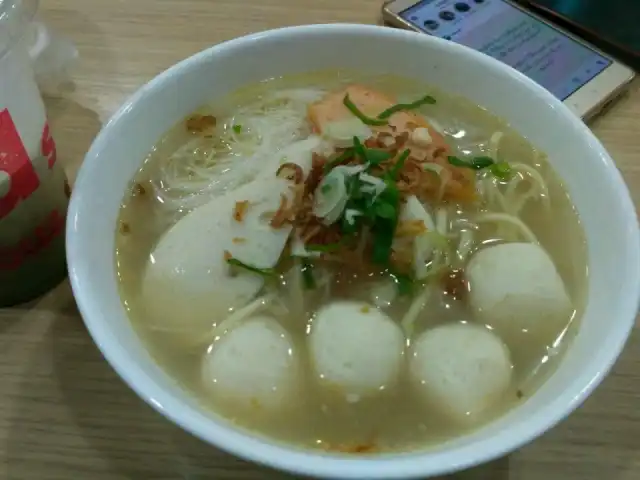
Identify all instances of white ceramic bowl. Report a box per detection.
[66,24,640,479]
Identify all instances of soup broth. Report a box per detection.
[116,72,587,453]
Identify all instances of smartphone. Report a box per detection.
[518,0,640,70]
[382,0,636,121]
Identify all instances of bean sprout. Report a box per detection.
[204,293,277,345]
[401,284,435,338]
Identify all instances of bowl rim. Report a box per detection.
[67,23,640,479]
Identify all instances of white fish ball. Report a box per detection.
[465,242,573,343]
[410,322,512,422]
[309,301,405,399]
[202,316,298,412]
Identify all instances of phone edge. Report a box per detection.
[381,0,636,122]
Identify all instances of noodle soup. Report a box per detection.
[115,72,587,453]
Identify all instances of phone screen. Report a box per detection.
[527,0,639,55]
[399,0,612,100]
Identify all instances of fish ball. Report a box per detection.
[410,322,512,422]
[309,301,405,399]
[465,242,573,343]
[202,316,299,411]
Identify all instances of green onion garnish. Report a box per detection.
[389,149,411,179]
[232,124,242,133]
[343,92,436,127]
[366,149,393,167]
[227,258,276,277]
[353,136,393,168]
[324,148,355,173]
[301,261,316,289]
[447,155,494,170]
[373,201,396,219]
[377,94,437,120]
[468,156,495,169]
[321,184,332,194]
[327,136,406,268]
[353,136,367,161]
[490,161,513,180]
[369,181,401,265]
[345,174,362,199]
[371,219,396,265]
[390,270,414,296]
[343,94,388,126]
[448,155,513,180]
[447,156,467,168]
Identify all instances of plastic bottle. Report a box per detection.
[0,0,71,306]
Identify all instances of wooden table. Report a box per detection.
[1,1,638,478]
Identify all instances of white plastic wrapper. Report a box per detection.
[24,20,79,95]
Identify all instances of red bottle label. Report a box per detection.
[0,108,41,219]
[0,108,66,271]
[41,122,58,168]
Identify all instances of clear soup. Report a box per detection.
[116,71,587,454]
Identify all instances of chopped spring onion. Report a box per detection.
[366,149,393,167]
[227,258,276,277]
[448,155,495,170]
[370,185,401,264]
[490,161,513,180]
[344,92,437,125]
[353,136,394,168]
[448,155,513,179]
[369,179,399,220]
[372,220,396,265]
[390,270,414,296]
[343,94,388,126]
[373,201,396,219]
[327,135,405,267]
[301,261,316,289]
[353,136,367,161]
[344,174,363,201]
[475,156,496,169]
[377,94,437,119]
[232,124,242,134]
[389,149,411,179]
[324,148,355,173]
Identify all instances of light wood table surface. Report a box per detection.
[1,1,638,479]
